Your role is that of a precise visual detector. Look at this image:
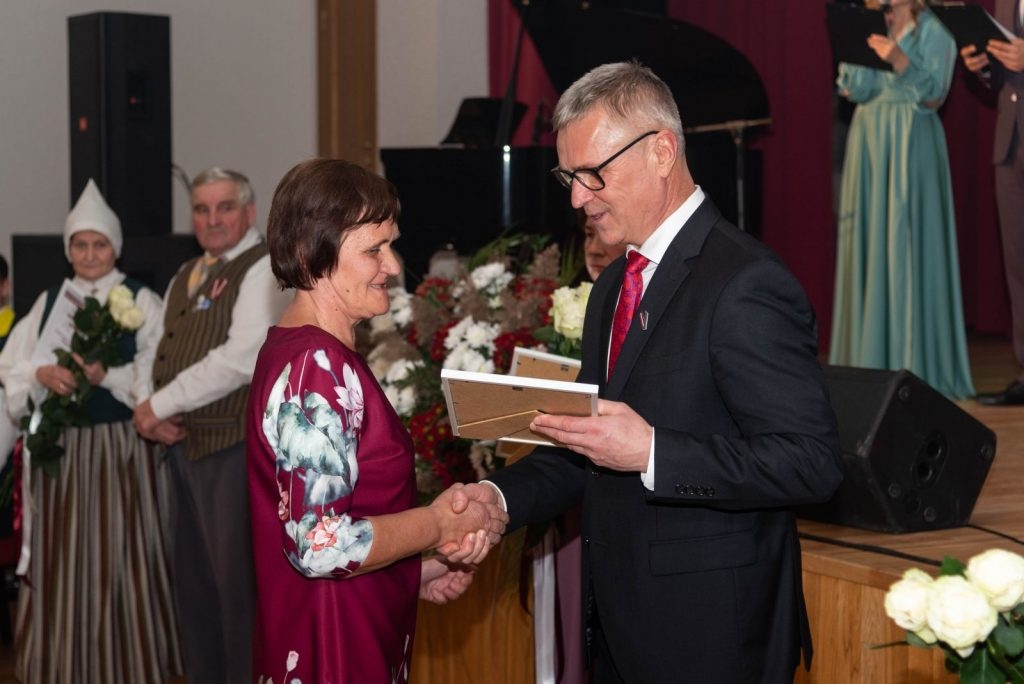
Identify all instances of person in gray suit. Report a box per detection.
[962,0,1024,404]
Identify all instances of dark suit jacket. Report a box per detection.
[991,0,1024,164]
[488,199,842,683]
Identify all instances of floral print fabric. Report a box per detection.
[264,347,372,576]
[248,325,419,683]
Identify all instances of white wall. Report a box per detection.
[0,0,487,297]
[377,0,488,149]
[0,0,317,284]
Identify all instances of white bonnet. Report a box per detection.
[63,179,123,259]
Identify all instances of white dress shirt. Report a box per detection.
[627,186,706,490]
[0,268,164,420]
[148,227,291,420]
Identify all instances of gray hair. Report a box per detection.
[191,166,255,206]
[551,60,685,149]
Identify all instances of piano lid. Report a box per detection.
[516,1,770,130]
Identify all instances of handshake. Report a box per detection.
[418,482,510,605]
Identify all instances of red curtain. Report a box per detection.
[488,0,1008,346]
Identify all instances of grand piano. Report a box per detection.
[380,0,771,284]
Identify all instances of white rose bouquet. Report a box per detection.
[534,281,592,359]
[882,550,1024,682]
[24,284,146,475]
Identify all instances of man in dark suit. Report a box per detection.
[961,0,1024,405]
[456,61,843,682]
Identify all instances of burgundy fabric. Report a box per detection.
[608,251,649,379]
[247,325,420,683]
[489,0,1007,346]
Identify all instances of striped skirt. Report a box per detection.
[14,420,182,683]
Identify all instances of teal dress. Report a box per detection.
[829,10,974,399]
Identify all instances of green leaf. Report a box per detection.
[959,647,1007,684]
[940,555,967,577]
[906,631,936,649]
[996,622,1024,658]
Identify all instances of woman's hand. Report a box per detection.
[867,34,910,73]
[419,557,475,604]
[72,353,106,386]
[35,364,77,397]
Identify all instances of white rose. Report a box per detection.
[116,306,145,331]
[108,284,133,308]
[551,283,591,340]
[884,568,935,634]
[926,575,998,657]
[966,549,1024,612]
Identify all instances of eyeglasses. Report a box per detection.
[550,130,658,191]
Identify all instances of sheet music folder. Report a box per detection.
[826,4,893,72]
[441,368,598,445]
[931,4,1014,53]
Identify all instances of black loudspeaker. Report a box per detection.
[68,12,171,236]
[800,366,996,534]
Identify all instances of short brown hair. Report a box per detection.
[267,159,400,290]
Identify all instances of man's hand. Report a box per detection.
[133,399,160,437]
[960,44,992,74]
[530,399,653,473]
[988,37,1024,73]
[430,483,508,564]
[150,418,187,446]
[419,557,475,604]
[134,400,186,445]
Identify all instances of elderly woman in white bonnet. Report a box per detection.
[0,179,181,683]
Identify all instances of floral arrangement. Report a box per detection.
[883,549,1024,682]
[365,235,587,499]
[24,284,145,476]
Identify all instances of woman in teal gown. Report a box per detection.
[830,0,975,399]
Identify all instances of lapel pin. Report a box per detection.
[639,311,649,330]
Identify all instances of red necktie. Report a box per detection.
[608,250,650,379]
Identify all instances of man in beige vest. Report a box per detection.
[134,167,290,684]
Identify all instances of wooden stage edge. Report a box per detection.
[796,336,1024,683]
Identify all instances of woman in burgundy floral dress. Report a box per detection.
[248,159,507,683]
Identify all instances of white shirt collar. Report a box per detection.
[72,268,125,300]
[209,226,262,262]
[631,186,706,265]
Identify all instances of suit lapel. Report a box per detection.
[603,199,722,400]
